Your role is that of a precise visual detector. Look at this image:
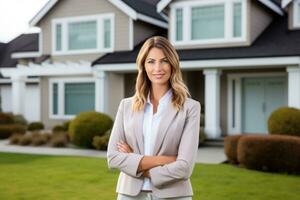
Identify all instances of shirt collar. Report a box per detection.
[146,88,173,107]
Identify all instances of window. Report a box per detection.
[104,18,111,49]
[171,0,246,45]
[68,21,97,50]
[293,0,300,28]
[50,79,95,119]
[191,5,225,40]
[233,2,242,37]
[175,8,183,41]
[52,14,114,55]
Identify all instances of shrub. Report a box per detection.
[0,124,26,139]
[27,122,44,131]
[13,114,28,126]
[9,134,23,145]
[224,135,244,164]
[62,120,71,132]
[92,129,111,150]
[268,107,300,137]
[237,135,300,174]
[49,134,67,147]
[69,111,113,148]
[19,134,33,146]
[30,131,48,146]
[0,112,14,124]
[52,125,65,133]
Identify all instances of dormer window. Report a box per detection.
[52,14,114,55]
[171,0,246,46]
[293,0,300,28]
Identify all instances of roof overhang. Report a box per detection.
[282,0,293,8]
[94,56,300,72]
[0,61,92,78]
[30,0,168,29]
[11,51,42,59]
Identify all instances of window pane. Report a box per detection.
[68,21,97,50]
[176,8,183,41]
[191,5,225,40]
[64,83,95,115]
[53,83,58,115]
[56,24,62,51]
[104,19,111,49]
[233,2,242,37]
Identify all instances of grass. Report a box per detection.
[0,152,299,200]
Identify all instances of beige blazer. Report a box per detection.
[107,97,201,199]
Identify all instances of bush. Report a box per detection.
[9,134,23,145]
[0,124,26,139]
[268,107,300,137]
[31,131,48,146]
[13,115,28,126]
[92,129,111,150]
[0,113,14,124]
[49,134,67,147]
[62,120,71,132]
[19,134,33,146]
[69,111,113,148]
[27,122,44,131]
[237,135,300,174]
[224,135,244,164]
[52,125,65,133]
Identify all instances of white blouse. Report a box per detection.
[142,89,173,191]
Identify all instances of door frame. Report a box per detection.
[227,72,287,135]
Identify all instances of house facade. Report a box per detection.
[1,0,300,139]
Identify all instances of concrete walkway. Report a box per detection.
[0,139,226,164]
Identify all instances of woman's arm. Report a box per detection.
[107,100,144,178]
[148,102,201,188]
[117,141,177,173]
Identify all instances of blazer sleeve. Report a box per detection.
[149,101,201,188]
[107,99,144,178]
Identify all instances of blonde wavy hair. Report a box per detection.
[132,36,190,112]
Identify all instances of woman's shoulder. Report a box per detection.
[183,98,201,111]
[119,97,134,107]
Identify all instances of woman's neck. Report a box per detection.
[150,84,170,104]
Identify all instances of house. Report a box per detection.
[1,0,300,139]
[92,0,300,138]
[0,0,166,128]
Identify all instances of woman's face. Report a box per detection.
[144,47,171,88]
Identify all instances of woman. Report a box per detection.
[107,36,201,200]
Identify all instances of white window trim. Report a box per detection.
[170,0,247,46]
[293,0,300,28]
[49,77,96,119]
[51,14,114,55]
[227,72,287,135]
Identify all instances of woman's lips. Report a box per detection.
[153,74,164,79]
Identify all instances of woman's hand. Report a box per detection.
[117,141,133,153]
[142,170,150,178]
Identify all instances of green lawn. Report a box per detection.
[0,152,299,200]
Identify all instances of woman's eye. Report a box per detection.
[147,60,154,64]
[162,60,169,63]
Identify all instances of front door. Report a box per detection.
[242,77,287,133]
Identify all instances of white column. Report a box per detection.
[94,71,108,113]
[203,69,222,139]
[11,75,26,115]
[287,66,300,108]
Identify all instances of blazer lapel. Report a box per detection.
[152,103,178,155]
[133,110,144,155]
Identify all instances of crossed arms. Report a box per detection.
[107,100,200,188]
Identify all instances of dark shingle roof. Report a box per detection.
[0,33,39,68]
[92,16,300,65]
[122,0,166,22]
